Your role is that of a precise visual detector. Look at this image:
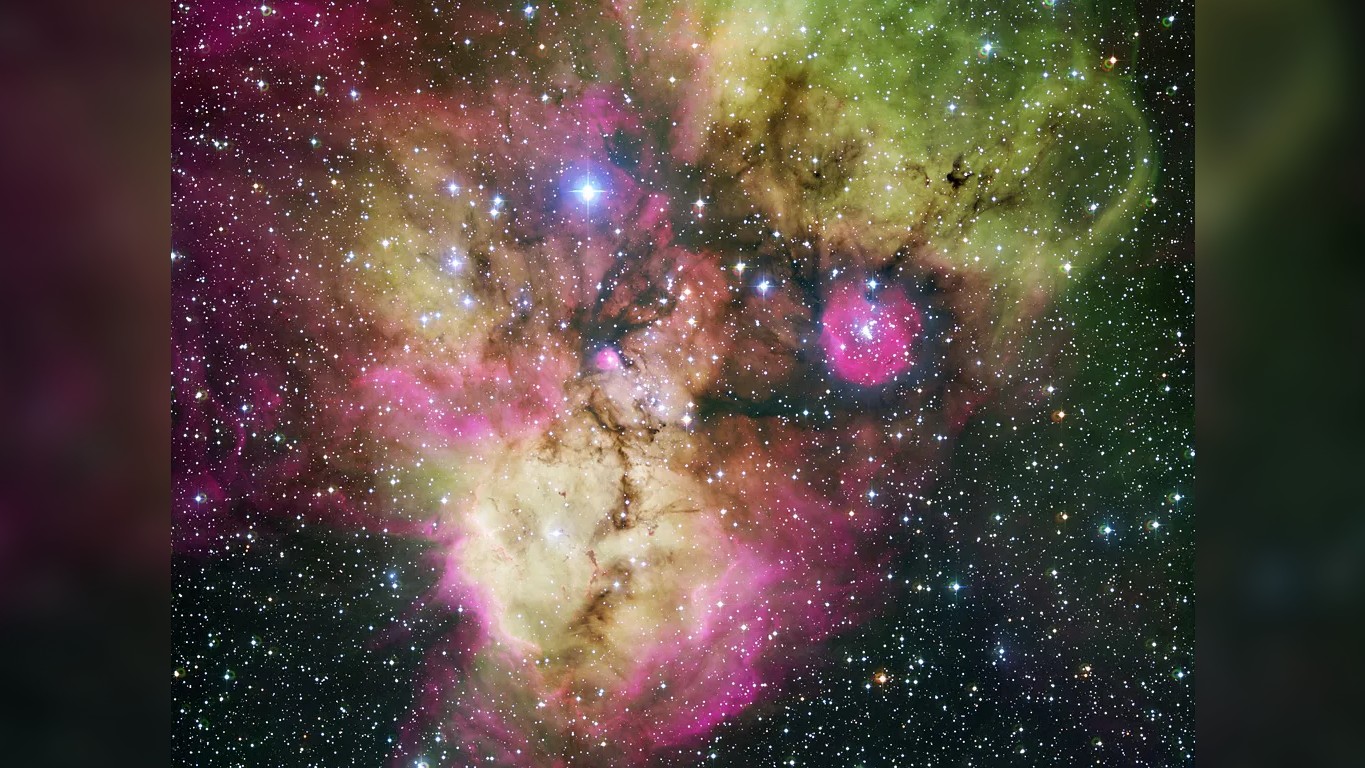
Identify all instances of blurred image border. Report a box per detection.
[0,1,169,765]
[1199,0,1365,764]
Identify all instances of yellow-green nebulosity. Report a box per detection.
[172,0,1155,764]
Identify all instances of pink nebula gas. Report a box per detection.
[819,280,924,386]
[170,4,992,764]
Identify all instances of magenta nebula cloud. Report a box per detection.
[173,1,1192,765]
[820,280,925,387]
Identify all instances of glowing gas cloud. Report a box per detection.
[173,0,1155,764]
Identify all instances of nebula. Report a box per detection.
[173,0,1156,764]
[819,279,924,386]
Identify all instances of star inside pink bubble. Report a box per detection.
[592,346,624,371]
[819,279,924,386]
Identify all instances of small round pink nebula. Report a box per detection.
[820,280,923,386]
[592,346,624,371]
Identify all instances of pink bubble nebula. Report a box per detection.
[819,280,924,386]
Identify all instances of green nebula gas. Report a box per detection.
[173,0,1161,764]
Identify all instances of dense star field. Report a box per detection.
[172,0,1192,766]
